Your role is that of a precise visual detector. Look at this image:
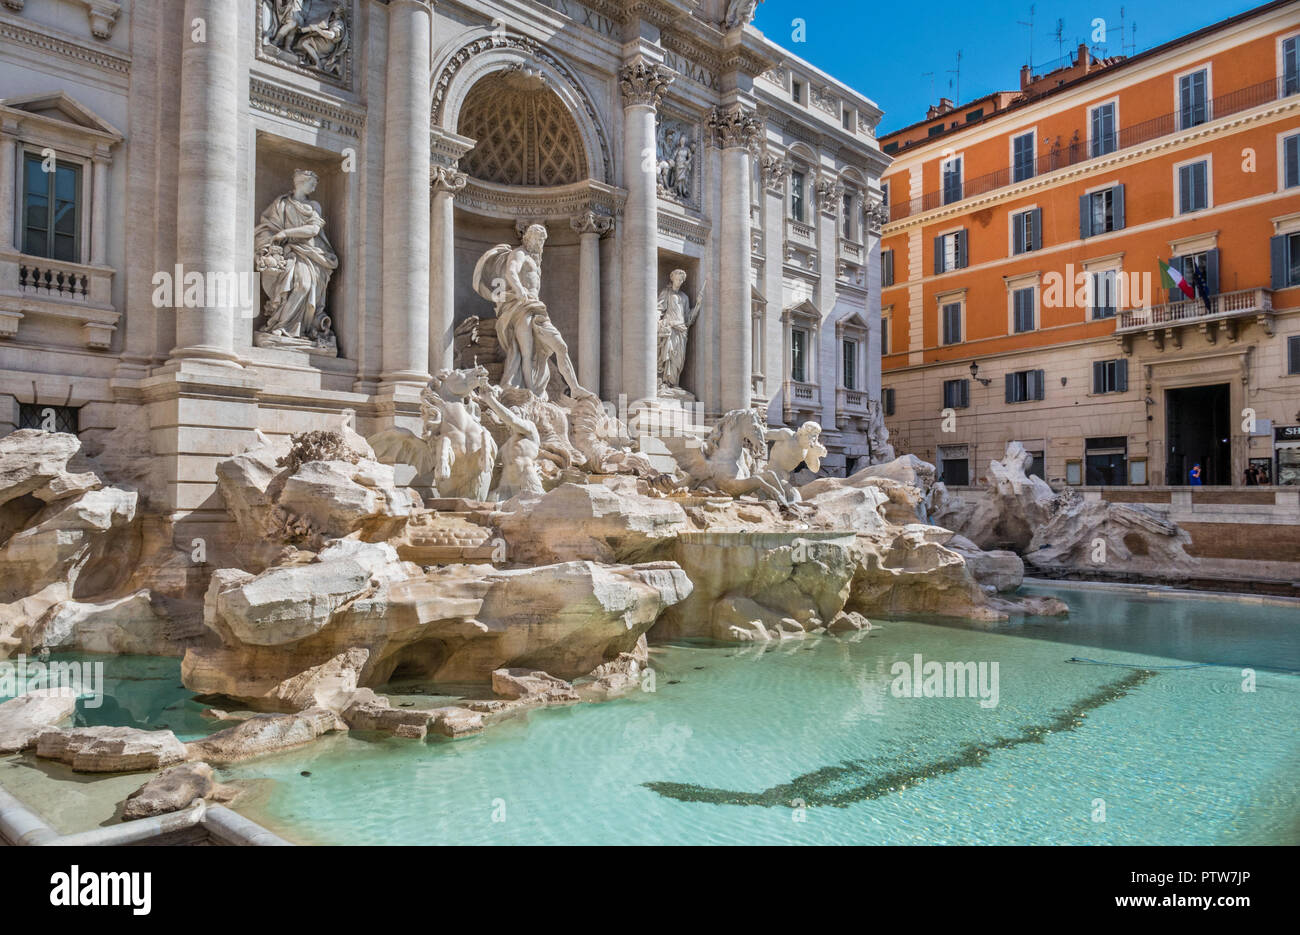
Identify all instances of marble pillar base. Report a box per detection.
[253,331,338,357]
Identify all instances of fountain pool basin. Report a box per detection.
[3,583,1298,845]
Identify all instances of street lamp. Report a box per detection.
[969,361,992,386]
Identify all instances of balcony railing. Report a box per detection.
[836,386,869,418]
[784,379,821,412]
[889,75,1296,222]
[1115,287,1273,333]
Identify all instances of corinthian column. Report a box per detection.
[171,0,241,367]
[619,57,673,407]
[571,210,614,394]
[381,0,432,389]
[711,103,761,412]
[429,164,467,374]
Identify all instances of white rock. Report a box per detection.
[36,726,187,772]
[0,687,79,753]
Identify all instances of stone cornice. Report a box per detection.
[0,13,130,75]
[249,77,365,138]
[457,178,626,222]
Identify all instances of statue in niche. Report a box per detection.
[762,421,828,504]
[472,224,590,401]
[656,124,695,202]
[253,168,338,355]
[262,0,349,78]
[656,269,705,397]
[723,0,763,30]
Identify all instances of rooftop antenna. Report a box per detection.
[947,49,962,103]
[1017,4,1036,69]
[1054,18,1066,61]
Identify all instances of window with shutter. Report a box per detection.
[842,340,857,390]
[1285,134,1300,189]
[1179,70,1208,129]
[942,157,963,204]
[882,249,894,286]
[1289,336,1300,374]
[1090,102,1116,156]
[1091,270,1117,319]
[883,387,895,416]
[1013,287,1035,333]
[1012,133,1035,182]
[1284,36,1299,95]
[941,302,962,345]
[1179,161,1208,213]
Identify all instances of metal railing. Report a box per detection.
[889,74,1296,222]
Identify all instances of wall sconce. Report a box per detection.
[968,361,992,386]
[1060,376,1067,386]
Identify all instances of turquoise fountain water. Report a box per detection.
[4,584,1298,845]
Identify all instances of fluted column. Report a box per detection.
[711,104,761,412]
[0,121,16,252]
[381,0,432,388]
[571,210,614,394]
[429,164,466,374]
[171,0,241,367]
[619,58,673,407]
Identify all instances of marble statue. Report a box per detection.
[763,421,828,504]
[656,125,695,201]
[472,224,587,401]
[369,365,498,501]
[724,0,763,30]
[867,399,896,464]
[663,408,788,503]
[656,269,705,396]
[479,385,547,501]
[263,0,349,78]
[253,168,338,354]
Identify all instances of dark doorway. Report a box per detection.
[1166,383,1231,485]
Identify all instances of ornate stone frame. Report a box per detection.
[254,0,355,90]
[432,29,614,186]
[654,108,701,212]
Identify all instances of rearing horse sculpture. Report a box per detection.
[662,408,789,504]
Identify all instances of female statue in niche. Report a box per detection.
[656,268,705,396]
[254,168,338,354]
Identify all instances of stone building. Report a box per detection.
[0,0,890,545]
[879,0,1300,489]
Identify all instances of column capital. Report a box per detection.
[619,58,674,108]
[570,210,615,237]
[815,175,844,214]
[708,103,762,150]
[430,164,468,195]
[759,152,789,193]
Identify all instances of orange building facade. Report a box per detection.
[878,0,1300,488]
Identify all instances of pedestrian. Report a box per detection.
[1245,465,1257,486]
[1189,463,1203,486]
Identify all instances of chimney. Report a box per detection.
[1078,43,1091,69]
[1020,64,1032,90]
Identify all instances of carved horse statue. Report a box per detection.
[369,365,498,500]
[662,407,789,504]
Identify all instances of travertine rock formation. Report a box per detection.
[35,726,188,772]
[123,762,239,819]
[182,535,693,710]
[933,442,1057,551]
[1025,490,1195,576]
[0,687,79,753]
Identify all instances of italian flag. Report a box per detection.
[1159,258,1195,299]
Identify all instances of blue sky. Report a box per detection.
[751,0,1274,132]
